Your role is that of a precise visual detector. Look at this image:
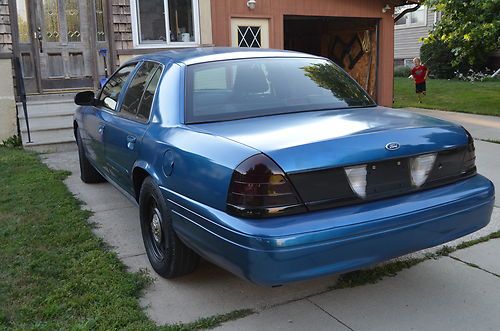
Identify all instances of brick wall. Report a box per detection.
[112,0,133,50]
[0,0,12,54]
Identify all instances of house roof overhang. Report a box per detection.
[392,0,421,6]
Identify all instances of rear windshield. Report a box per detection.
[185,57,375,123]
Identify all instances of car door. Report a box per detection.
[103,61,163,194]
[82,63,137,172]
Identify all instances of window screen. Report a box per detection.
[135,0,196,44]
[137,0,167,43]
[168,0,195,42]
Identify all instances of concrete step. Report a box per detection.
[18,102,77,116]
[17,107,75,119]
[21,128,75,146]
[24,141,77,153]
[18,94,80,151]
[19,114,74,132]
[27,92,77,103]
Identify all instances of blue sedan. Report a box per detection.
[73,48,495,286]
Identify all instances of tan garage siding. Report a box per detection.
[211,0,396,107]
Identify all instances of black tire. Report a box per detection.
[76,128,105,183]
[139,177,199,278]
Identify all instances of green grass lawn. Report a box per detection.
[393,77,500,116]
[0,147,251,330]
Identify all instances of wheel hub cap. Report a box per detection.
[151,212,162,243]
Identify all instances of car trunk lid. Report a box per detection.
[190,107,468,173]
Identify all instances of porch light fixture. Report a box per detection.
[247,0,256,10]
[382,4,391,13]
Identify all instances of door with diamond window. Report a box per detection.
[34,0,93,90]
[231,18,269,48]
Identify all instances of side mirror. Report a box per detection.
[75,91,96,106]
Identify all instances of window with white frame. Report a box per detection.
[131,0,200,47]
[395,5,427,28]
[403,59,414,67]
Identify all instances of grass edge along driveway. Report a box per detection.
[0,146,253,330]
[393,77,500,116]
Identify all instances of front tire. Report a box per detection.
[76,128,105,183]
[139,177,199,278]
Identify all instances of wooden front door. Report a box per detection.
[33,0,94,90]
[14,0,37,93]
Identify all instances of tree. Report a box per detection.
[420,41,456,78]
[303,63,372,105]
[422,0,500,71]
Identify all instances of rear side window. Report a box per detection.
[99,64,136,111]
[121,61,161,119]
[137,67,162,121]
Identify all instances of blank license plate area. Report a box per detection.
[366,158,411,196]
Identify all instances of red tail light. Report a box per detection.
[462,128,476,175]
[227,154,306,218]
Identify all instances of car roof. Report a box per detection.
[132,47,322,66]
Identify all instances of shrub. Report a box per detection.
[456,69,490,82]
[420,41,456,79]
[394,65,410,78]
[1,135,22,148]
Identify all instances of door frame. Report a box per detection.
[10,0,106,94]
[9,0,41,94]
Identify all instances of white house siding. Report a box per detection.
[394,9,437,64]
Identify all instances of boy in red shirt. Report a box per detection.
[410,57,429,103]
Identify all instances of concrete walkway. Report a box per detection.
[41,109,500,330]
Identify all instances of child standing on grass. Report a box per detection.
[410,57,429,103]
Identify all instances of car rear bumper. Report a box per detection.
[162,175,495,286]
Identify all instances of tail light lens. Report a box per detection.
[227,154,306,218]
[410,153,437,187]
[462,128,476,175]
[344,165,368,198]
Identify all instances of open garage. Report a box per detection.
[210,0,404,107]
[284,16,379,99]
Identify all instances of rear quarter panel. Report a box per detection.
[140,126,259,211]
[136,63,259,212]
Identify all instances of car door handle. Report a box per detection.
[127,135,137,150]
[98,124,105,134]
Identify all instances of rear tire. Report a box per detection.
[139,177,199,278]
[76,128,105,183]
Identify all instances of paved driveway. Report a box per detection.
[41,109,500,329]
[408,107,500,141]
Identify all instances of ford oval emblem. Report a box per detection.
[385,142,400,151]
